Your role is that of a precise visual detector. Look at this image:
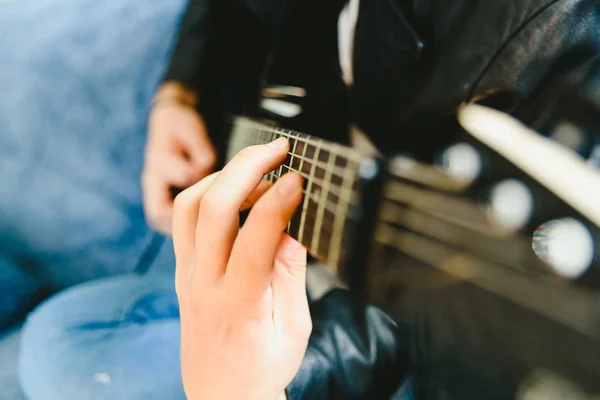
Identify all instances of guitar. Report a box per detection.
[221,98,600,398]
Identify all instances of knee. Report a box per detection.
[19,275,183,400]
[19,296,86,400]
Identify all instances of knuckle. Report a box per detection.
[172,189,195,214]
[201,150,217,168]
[145,204,162,222]
[236,145,261,160]
[171,172,192,186]
[198,191,227,218]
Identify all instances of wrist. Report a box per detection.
[152,81,198,108]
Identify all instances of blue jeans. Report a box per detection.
[0,0,187,330]
[19,273,415,400]
[19,274,186,400]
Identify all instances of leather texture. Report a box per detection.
[285,289,409,400]
[351,0,600,160]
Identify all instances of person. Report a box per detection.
[18,0,600,399]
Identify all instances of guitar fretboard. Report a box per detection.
[227,117,368,270]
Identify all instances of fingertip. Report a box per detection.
[267,137,290,150]
[275,172,303,200]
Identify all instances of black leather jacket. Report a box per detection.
[165,0,600,157]
[164,1,600,398]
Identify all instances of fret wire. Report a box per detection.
[269,130,276,183]
[287,131,301,233]
[280,164,353,200]
[328,158,356,267]
[233,120,355,182]
[235,119,361,163]
[297,215,337,236]
[283,151,349,179]
[311,146,338,252]
[298,140,322,245]
[259,128,272,181]
[272,168,340,214]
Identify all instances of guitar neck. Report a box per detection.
[226,116,377,271]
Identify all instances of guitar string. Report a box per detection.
[234,118,362,163]
[311,148,338,252]
[287,131,301,232]
[328,153,356,266]
[243,125,355,258]
[246,131,351,212]
[270,168,343,236]
[239,124,355,183]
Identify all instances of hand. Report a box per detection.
[142,82,216,235]
[172,137,311,400]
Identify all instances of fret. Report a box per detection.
[228,116,367,268]
[270,130,277,183]
[277,164,345,200]
[282,152,350,177]
[287,132,301,233]
[262,129,274,182]
[328,159,356,267]
[298,142,322,245]
[233,117,361,163]
[287,135,309,239]
[311,147,338,253]
[277,165,341,212]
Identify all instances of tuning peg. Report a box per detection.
[458,104,600,229]
[435,142,483,187]
[532,218,596,280]
[484,179,535,233]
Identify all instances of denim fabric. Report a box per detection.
[0,327,26,400]
[0,253,40,331]
[0,0,189,327]
[19,273,416,400]
[0,0,188,396]
[19,274,185,400]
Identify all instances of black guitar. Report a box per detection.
[219,94,600,399]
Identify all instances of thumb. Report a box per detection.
[272,235,311,336]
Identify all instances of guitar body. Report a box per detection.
[360,89,600,400]
[211,5,600,398]
[362,129,600,398]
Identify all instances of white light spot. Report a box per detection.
[359,157,378,179]
[487,180,534,232]
[390,155,416,174]
[533,218,594,279]
[551,122,584,151]
[94,372,112,385]
[438,143,482,185]
[260,99,302,118]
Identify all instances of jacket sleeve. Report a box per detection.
[162,0,215,93]
[285,289,410,400]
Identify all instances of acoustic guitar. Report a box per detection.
[220,93,600,399]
